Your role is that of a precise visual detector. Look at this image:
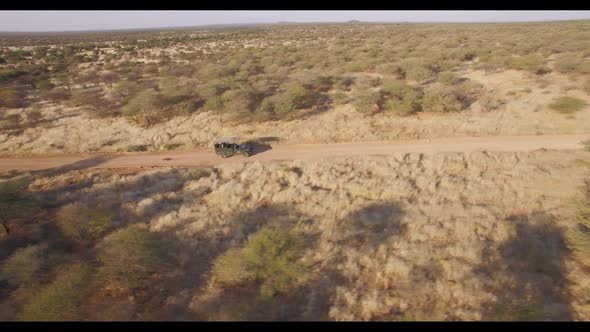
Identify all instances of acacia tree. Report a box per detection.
[0,179,37,236]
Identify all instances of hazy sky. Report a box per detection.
[1,11,590,32]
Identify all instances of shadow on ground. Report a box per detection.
[476,212,573,321]
[338,202,407,249]
[37,155,115,178]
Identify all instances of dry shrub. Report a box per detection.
[97,226,166,289]
[0,244,46,288]
[0,88,27,109]
[352,89,383,114]
[57,202,114,244]
[422,88,464,113]
[438,71,458,85]
[18,263,93,321]
[381,81,423,116]
[548,96,587,114]
[569,181,590,267]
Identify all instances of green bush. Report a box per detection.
[272,82,313,114]
[211,248,252,287]
[505,54,546,73]
[352,89,383,114]
[18,263,93,321]
[98,226,166,289]
[405,65,435,82]
[399,59,435,82]
[554,53,590,75]
[381,81,423,116]
[1,244,46,288]
[220,88,260,115]
[211,227,310,299]
[57,202,114,244]
[198,81,229,99]
[121,89,161,117]
[37,78,54,91]
[0,178,37,236]
[438,71,458,85]
[548,96,587,114]
[0,69,28,84]
[422,89,464,113]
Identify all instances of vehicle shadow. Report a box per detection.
[243,139,273,156]
[36,155,114,178]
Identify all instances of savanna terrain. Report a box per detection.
[1,21,590,321]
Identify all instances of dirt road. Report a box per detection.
[0,134,588,172]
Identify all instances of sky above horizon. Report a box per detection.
[0,11,589,32]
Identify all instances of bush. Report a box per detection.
[399,59,435,82]
[352,89,383,114]
[126,145,148,152]
[438,71,458,85]
[505,54,546,73]
[220,88,259,115]
[334,76,354,91]
[18,263,92,321]
[1,244,46,288]
[272,82,313,114]
[98,226,166,289]
[548,96,587,114]
[554,53,589,74]
[36,78,54,91]
[122,89,165,126]
[71,89,117,118]
[211,227,310,299]
[569,181,590,267]
[0,88,27,109]
[211,248,252,287]
[422,89,464,113]
[381,81,423,116]
[405,65,435,82]
[479,95,506,112]
[57,202,114,244]
[0,179,37,236]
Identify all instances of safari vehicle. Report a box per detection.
[214,137,252,158]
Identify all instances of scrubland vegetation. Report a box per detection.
[1,21,590,321]
[0,21,589,155]
[1,149,590,321]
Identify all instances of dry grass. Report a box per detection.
[15,149,590,321]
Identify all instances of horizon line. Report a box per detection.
[0,18,589,34]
